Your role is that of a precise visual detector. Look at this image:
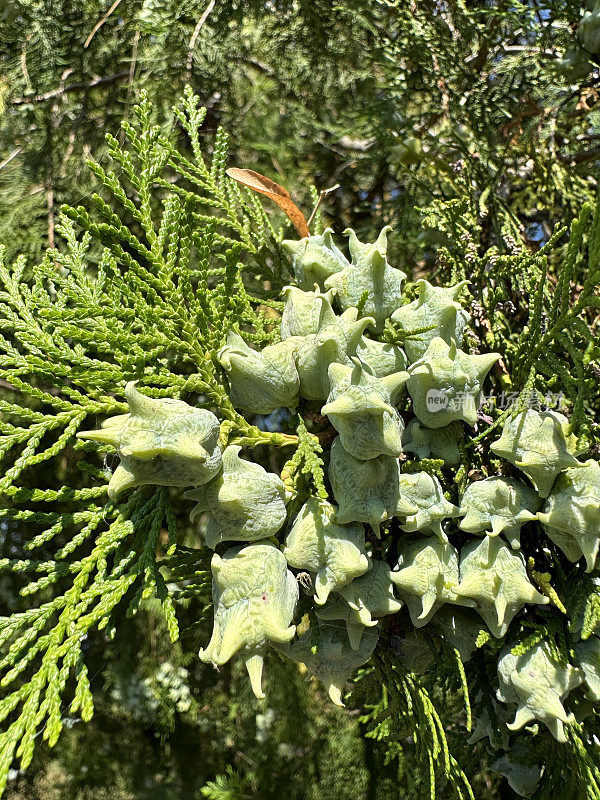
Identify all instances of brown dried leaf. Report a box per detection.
[226,167,309,238]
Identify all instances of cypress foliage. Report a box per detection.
[1,3,600,798]
[0,86,599,798]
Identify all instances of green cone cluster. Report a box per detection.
[84,227,600,794]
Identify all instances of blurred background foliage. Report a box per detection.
[1,0,600,797]
[2,0,600,265]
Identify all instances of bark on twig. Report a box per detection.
[84,0,124,48]
[307,184,340,229]
[186,0,216,73]
[12,72,131,105]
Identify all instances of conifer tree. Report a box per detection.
[0,3,600,799]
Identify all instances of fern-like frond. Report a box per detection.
[0,90,299,790]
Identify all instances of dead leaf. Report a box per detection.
[226,167,309,238]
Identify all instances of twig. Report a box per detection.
[0,148,22,172]
[12,72,132,105]
[307,184,340,230]
[501,45,557,57]
[186,0,216,73]
[84,0,124,49]
[20,34,32,91]
[337,136,375,152]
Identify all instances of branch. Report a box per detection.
[84,0,124,49]
[11,72,132,105]
[0,148,22,172]
[307,183,340,229]
[186,0,216,73]
[337,136,375,152]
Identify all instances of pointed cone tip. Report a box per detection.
[328,683,345,707]
[374,225,392,252]
[461,396,479,426]
[321,398,355,416]
[368,395,395,414]
[76,428,118,445]
[107,465,138,500]
[246,654,265,700]
[419,590,437,620]
[328,361,350,382]
[187,501,206,523]
[125,382,156,416]
[169,440,210,462]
